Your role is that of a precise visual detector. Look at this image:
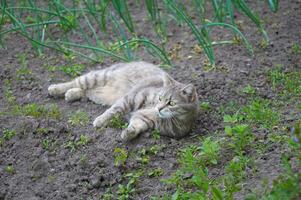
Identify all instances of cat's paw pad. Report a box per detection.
[93,116,108,128]
[121,127,137,141]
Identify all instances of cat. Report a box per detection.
[48,61,198,141]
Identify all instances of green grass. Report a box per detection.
[113,147,128,167]
[108,114,128,129]
[68,110,89,126]
[65,135,90,152]
[268,65,301,97]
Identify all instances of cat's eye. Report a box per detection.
[159,96,162,101]
[168,101,176,106]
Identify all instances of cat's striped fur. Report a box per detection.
[48,61,198,141]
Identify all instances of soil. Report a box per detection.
[0,1,301,200]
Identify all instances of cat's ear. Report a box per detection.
[163,73,176,86]
[181,84,197,102]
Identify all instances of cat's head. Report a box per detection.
[156,73,198,119]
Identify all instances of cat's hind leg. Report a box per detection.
[121,109,157,141]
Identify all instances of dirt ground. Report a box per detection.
[0,1,300,200]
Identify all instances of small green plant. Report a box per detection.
[148,167,164,178]
[47,104,62,120]
[225,155,249,183]
[16,66,33,80]
[242,85,256,95]
[16,52,28,67]
[267,65,301,96]
[223,112,244,124]
[65,135,90,151]
[242,99,279,129]
[199,137,220,165]
[42,139,50,150]
[108,114,127,129]
[135,148,150,165]
[36,127,50,135]
[225,124,254,154]
[60,64,85,77]
[2,128,16,140]
[4,80,17,105]
[76,135,90,146]
[22,103,47,118]
[102,188,114,200]
[65,141,77,152]
[151,129,160,140]
[199,102,211,111]
[291,43,301,55]
[117,171,142,200]
[113,147,128,167]
[5,164,15,174]
[68,110,89,126]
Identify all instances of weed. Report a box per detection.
[36,127,50,135]
[47,104,62,120]
[65,135,90,152]
[16,52,28,67]
[76,135,90,146]
[242,99,279,129]
[113,147,128,167]
[59,64,85,77]
[291,43,301,55]
[135,148,150,165]
[199,101,211,112]
[117,171,142,199]
[65,141,77,152]
[102,188,114,200]
[5,164,15,174]
[242,85,256,95]
[22,103,47,118]
[42,139,50,150]
[108,114,127,129]
[268,65,301,96]
[223,112,244,124]
[225,124,254,154]
[225,155,249,183]
[16,66,33,80]
[68,110,89,126]
[151,129,160,140]
[2,128,16,140]
[3,79,17,105]
[148,167,164,178]
[199,137,220,165]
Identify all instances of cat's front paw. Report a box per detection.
[121,126,137,141]
[48,84,64,96]
[93,115,109,128]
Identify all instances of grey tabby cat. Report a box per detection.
[48,61,198,141]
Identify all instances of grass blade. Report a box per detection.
[211,0,223,22]
[111,0,135,33]
[112,37,171,65]
[233,0,269,42]
[111,13,133,61]
[53,41,129,62]
[201,22,254,56]
[268,0,279,12]
[163,0,215,65]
